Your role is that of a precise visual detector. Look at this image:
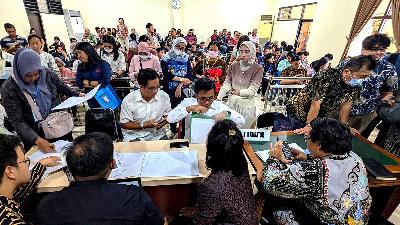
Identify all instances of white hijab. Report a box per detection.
[239,41,256,71]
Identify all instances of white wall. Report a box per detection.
[271,20,299,44]
[40,14,71,52]
[0,0,30,38]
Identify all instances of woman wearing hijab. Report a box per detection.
[129,42,162,89]
[217,41,263,128]
[161,37,193,134]
[1,48,80,152]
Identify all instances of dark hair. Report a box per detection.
[290,55,301,62]
[28,34,43,42]
[208,41,220,50]
[324,53,333,60]
[4,23,14,30]
[0,135,22,183]
[95,27,100,30]
[70,37,77,42]
[237,35,250,49]
[102,35,119,61]
[309,118,352,155]
[156,47,164,53]
[343,55,377,72]
[54,36,60,41]
[206,120,247,176]
[66,132,113,178]
[138,35,149,43]
[265,53,274,60]
[107,28,112,32]
[146,23,153,29]
[311,57,329,72]
[362,34,391,50]
[285,45,294,52]
[75,42,104,71]
[137,68,159,87]
[29,28,36,34]
[118,18,124,23]
[194,77,215,94]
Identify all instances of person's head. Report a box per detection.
[54,57,65,71]
[101,27,106,33]
[280,41,287,47]
[4,23,16,38]
[297,51,306,60]
[84,28,90,36]
[29,28,36,35]
[200,41,206,49]
[95,27,100,34]
[234,31,238,36]
[146,23,154,33]
[0,134,31,188]
[138,68,160,100]
[263,48,270,56]
[70,37,77,43]
[290,55,301,69]
[75,42,103,64]
[156,47,165,59]
[177,29,182,34]
[342,55,377,87]
[213,30,217,35]
[239,41,256,63]
[106,28,112,36]
[324,53,333,61]
[118,18,124,24]
[102,35,119,60]
[237,35,250,50]
[222,29,227,36]
[55,45,64,54]
[66,133,114,180]
[138,42,151,59]
[306,118,352,158]
[138,34,150,44]
[172,37,187,55]
[111,28,117,33]
[206,120,247,177]
[227,31,231,36]
[361,34,391,60]
[265,53,274,64]
[252,28,257,35]
[208,42,220,59]
[188,29,194,36]
[53,36,60,43]
[14,48,42,84]
[194,78,216,108]
[312,57,329,72]
[27,34,44,54]
[171,28,177,36]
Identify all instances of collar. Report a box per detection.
[133,90,159,103]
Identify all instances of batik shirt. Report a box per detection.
[263,151,371,225]
[286,68,360,123]
[339,58,398,116]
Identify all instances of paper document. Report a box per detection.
[190,114,215,144]
[108,151,200,180]
[28,152,67,178]
[288,143,310,154]
[52,85,100,110]
[256,150,270,162]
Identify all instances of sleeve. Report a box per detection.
[217,64,233,100]
[239,66,263,97]
[1,86,40,144]
[138,188,164,225]
[377,101,400,127]
[49,70,79,97]
[47,54,61,76]
[309,76,326,102]
[193,182,222,225]
[100,62,112,86]
[218,101,245,127]
[0,39,6,48]
[381,66,398,92]
[262,159,320,199]
[119,97,135,124]
[118,53,126,72]
[21,38,28,47]
[186,60,193,80]
[75,66,84,89]
[167,98,191,123]
[13,162,46,203]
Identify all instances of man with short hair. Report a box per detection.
[0,134,59,224]
[36,132,164,225]
[0,23,27,54]
[280,55,308,85]
[287,55,377,132]
[167,77,245,140]
[120,68,171,141]
[185,29,197,46]
[50,36,66,52]
[165,28,177,49]
[145,23,160,48]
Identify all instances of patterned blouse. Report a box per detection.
[286,68,360,124]
[0,163,45,225]
[281,67,308,78]
[263,152,371,225]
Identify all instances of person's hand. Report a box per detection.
[181,78,192,85]
[179,207,195,217]
[83,80,89,85]
[39,156,61,167]
[293,124,311,135]
[269,142,292,164]
[214,111,227,121]
[186,105,208,113]
[144,119,158,128]
[35,138,55,153]
[382,94,396,106]
[156,118,168,130]
[350,127,360,135]
[291,148,308,160]
[175,84,182,98]
[79,92,85,97]
[230,89,240,95]
[90,81,99,87]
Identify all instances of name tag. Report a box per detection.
[240,129,270,142]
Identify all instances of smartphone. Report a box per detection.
[170,141,189,148]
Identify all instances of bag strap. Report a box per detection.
[22,92,43,121]
[139,58,143,70]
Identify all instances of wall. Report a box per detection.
[0,0,30,38]
[40,13,71,52]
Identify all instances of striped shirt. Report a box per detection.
[0,163,45,225]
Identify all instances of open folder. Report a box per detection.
[190,113,215,144]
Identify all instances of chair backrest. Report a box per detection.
[256,112,284,129]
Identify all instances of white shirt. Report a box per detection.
[167,98,245,139]
[39,51,60,75]
[99,50,126,73]
[120,90,171,141]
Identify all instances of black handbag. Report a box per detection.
[85,108,123,141]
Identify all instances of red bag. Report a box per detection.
[205,67,223,92]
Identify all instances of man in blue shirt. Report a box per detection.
[0,23,27,54]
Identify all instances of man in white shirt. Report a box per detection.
[167,78,245,140]
[120,68,171,141]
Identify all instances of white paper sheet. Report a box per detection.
[28,152,67,178]
[52,85,100,110]
[288,143,310,154]
[190,117,215,144]
[256,150,270,162]
[109,152,145,180]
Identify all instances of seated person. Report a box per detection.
[280,55,308,85]
[176,120,258,225]
[260,118,371,224]
[36,132,164,225]
[167,77,245,140]
[120,68,171,141]
[286,55,376,132]
[0,134,59,224]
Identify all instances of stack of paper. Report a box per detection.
[190,115,215,144]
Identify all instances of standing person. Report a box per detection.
[165,28,178,49]
[75,42,112,108]
[1,23,27,54]
[185,29,197,46]
[50,36,66,52]
[129,42,162,89]
[260,53,277,98]
[161,37,193,134]
[116,18,129,51]
[28,34,60,76]
[249,29,259,44]
[145,23,160,49]
[1,48,81,152]
[229,35,250,64]
[217,41,263,128]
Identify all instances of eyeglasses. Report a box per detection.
[15,159,30,167]
[145,85,160,92]
[198,96,215,102]
[368,47,387,53]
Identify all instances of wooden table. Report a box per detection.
[27,139,256,219]
[243,131,400,219]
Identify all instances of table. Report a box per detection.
[243,131,400,219]
[27,139,256,219]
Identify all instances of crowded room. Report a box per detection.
[1,0,400,224]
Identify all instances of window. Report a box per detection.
[277,2,318,21]
[23,0,63,15]
[371,0,396,52]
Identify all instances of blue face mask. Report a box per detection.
[348,78,364,87]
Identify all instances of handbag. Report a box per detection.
[23,92,74,139]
